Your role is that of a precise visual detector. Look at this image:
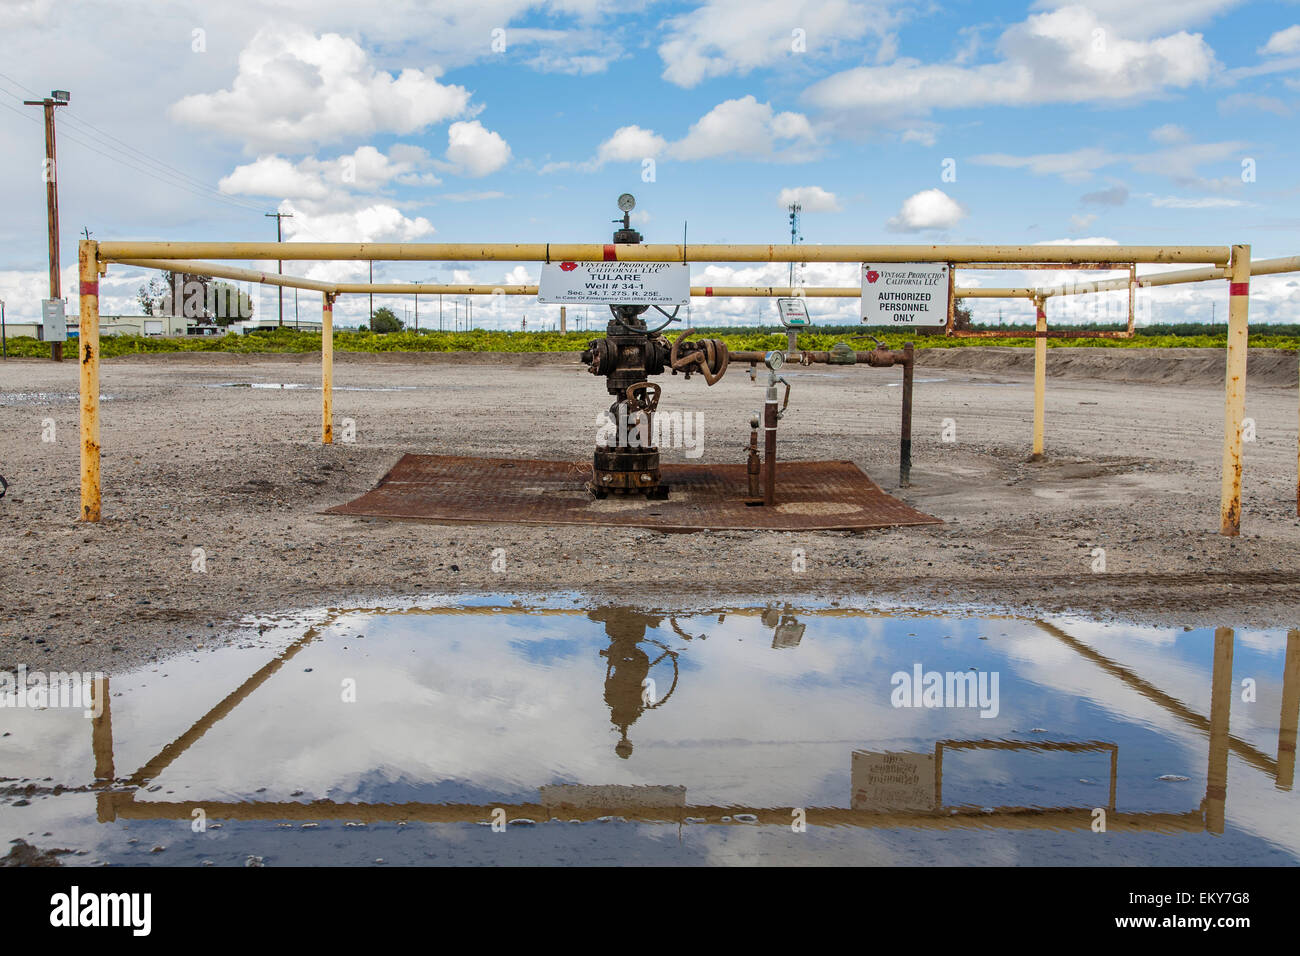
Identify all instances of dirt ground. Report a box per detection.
[2,346,1298,671]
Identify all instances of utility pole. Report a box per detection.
[439,293,443,331]
[368,261,373,322]
[264,211,293,326]
[24,89,70,361]
[1,298,7,358]
[786,202,801,290]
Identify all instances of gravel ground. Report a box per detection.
[1,347,1298,672]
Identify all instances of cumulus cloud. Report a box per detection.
[1260,25,1300,56]
[219,145,439,201]
[805,6,1217,124]
[559,97,817,172]
[657,0,899,87]
[886,189,966,232]
[444,120,512,177]
[1027,0,1240,38]
[667,96,817,161]
[596,126,668,164]
[776,186,841,212]
[171,28,473,153]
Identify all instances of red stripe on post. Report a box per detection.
[79,280,98,297]
[1229,282,1249,297]
[602,244,617,261]
[705,287,713,297]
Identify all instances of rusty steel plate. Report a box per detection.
[325,454,941,531]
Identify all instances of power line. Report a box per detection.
[0,81,265,215]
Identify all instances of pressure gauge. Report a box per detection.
[617,193,636,212]
[764,350,785,371]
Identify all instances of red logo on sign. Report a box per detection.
[559,261,578,272]
[866,270,880,283]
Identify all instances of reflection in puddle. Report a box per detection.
[2,603,1296,866]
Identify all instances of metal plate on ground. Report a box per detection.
[325,454,941,531]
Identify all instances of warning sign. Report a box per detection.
[861,262,949,327]
[538,261,689,306]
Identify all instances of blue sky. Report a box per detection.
[0,0,1298,327]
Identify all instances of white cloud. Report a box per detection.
[171,28,473,153]
[972,140,1249,192]
[657,0,899,88]
[805,6,1217,123]
[886,189,966,232]
[573,97,817,171]
[972,148,1116,182]
[1217,93,1291,116]
[1028,0,1241,38]
[444,120,512,177]
[1261,25,1300,56]
[596,126,668,164]
[219,145,438,201]
[668,96,817,161]
[1149,123,1188,144]
[1034,236,1118,245]
[900,128,937,146]
[1146,195,1250,208]
[777,186,841,212]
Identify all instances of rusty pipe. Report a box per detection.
[764,390,777,507]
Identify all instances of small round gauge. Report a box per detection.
[764,350,785,371]
[617,193,636,212]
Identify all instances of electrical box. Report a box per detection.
[41,299,67,342]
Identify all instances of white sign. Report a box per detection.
[861,262,949,327]
[776,297,810,328]
[41,299,67,342]
[539,261,689,306]
[850,750,936,811]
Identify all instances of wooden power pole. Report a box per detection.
[24,90,70,361]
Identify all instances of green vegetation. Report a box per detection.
[3,322,1298,359]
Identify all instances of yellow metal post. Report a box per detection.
[1032,295,1047,459]
[78,240,101,521]
[322,293,334,443]
[1219,244,1251,535]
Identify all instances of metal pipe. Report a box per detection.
[114,258,339,294]
[1220,244,1251,535]
[900,342,914,487]
[78,240,101,521]
[96,241,1233,265]
[322,293,334,444]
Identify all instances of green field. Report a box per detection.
[4,323,1300,359]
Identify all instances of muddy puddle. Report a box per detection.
[2,600,1296,866]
